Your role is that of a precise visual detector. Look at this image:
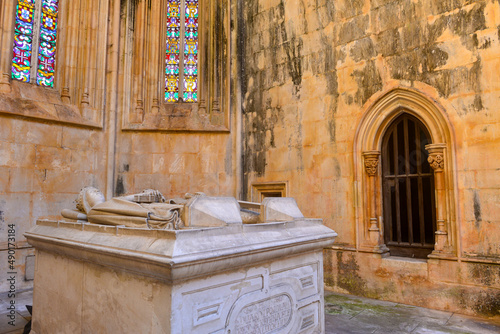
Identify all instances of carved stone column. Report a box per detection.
[0,0,15,93]
[425,144,448,254]
[363,151,381,246]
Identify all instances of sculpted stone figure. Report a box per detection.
[62,187,263,229]
[62,187,186,230]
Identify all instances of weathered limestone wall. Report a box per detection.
[241,0,500,317]
[0,117,106,292]
[113,132,235,198]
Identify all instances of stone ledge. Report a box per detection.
[0,81,102,129]
[25,219,337,283]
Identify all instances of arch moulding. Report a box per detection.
[353,87,459,258]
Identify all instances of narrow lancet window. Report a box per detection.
[12,0,58,87]
[36,0,58,87]
[165,0,198,102]
[12,0,36,83]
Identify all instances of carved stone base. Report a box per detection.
[359,243,390,254]
[26,217,337,334]
[0,74,11,93]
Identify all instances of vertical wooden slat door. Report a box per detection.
[382,113,436,258]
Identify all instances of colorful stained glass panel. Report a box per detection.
[183,0,198,102]
[12,0,36,83]
[165,0,181,102]
[36,0,59,87]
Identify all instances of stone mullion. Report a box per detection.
[81,0,96,118]
[0,0,16,92]
[362,151,381,247]
[61,0,80,103]
[149,0,161,114]
[54,0,67,93]
[425,143,448,254]
[95,0,109,114]
[197,0,207,114]
[211,1,221,115]
[208,0,215,114]
[179,0,186,101]
[88,0,99,108]
[130,0,146,123]
[29,1,41,83]
[75,0,89,110]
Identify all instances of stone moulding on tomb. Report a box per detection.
[25,218,335,282]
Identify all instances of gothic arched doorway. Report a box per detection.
[381,113,436,258]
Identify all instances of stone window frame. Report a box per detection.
[354,87,458,259]
[121,0,230,132]
[0,0,109,128]
[251,182,288,203]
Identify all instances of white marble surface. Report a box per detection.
[25,199,336,333]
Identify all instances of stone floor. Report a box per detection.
[0,289,31,334]
[1,289,500,333]
[324,291,500,334]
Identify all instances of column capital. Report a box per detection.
[425,144,446,171]
[362,151,380,176]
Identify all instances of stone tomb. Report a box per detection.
[25,197,337,333]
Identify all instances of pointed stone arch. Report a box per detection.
[353,87,458,258]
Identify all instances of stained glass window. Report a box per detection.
[11,0,59,88]
[12,0,36,83]
[165,0,198,103]
[37,0,59,87]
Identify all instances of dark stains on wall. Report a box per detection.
[351,60,383,106]
[319,32,341,142]
[375,28,401,57]
[350,37,377,63]
[323,249,335,287]
[241,0,491,194]
[120,0,128,16]
[448,2,486,39]
[473,190,482,225]
[336,252,368,297]
[469,263,500,287]
[338,0,364,19]
[385,2,486,114]
[338,15,369,45]
[433,0,472,15]
[241,0,264,182]
[278,1,303,88]
[241,0,307,186]
[454,287,500,317]
[115,175,125,196]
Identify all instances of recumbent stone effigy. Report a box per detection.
[25,188,337,333]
